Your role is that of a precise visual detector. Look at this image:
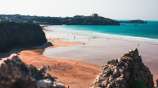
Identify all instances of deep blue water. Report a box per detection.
[56,21,158,39]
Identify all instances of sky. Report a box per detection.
[0,0,158,20]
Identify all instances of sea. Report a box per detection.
[49,21,158,41]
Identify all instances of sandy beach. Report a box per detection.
[16,25,158,87]
[44,26,158,81]
[19,50,100,88]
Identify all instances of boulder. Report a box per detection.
[0,54,65,88]
[91,49,154,88]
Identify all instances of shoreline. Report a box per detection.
[45,25,158,43]
[44,25,158,83]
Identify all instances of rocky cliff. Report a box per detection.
[0,22,47,53]
[0,54,65,88]
[91,49,154,88]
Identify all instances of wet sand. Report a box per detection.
[19,50,100,88]
[49,38,82,48]
[44,26,158,81]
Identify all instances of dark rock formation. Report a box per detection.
[120,20,147,24]
[0,54,65,88]
[0,22,47,53]
[0,14,120,25]
[128,20,147,24]
[62,14,120,25]
[91,49,154,88]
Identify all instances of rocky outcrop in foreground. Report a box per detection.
[91,49,154,88]
[0,22,47,53]
[0,54,65,88]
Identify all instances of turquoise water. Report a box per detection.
[55,21,158,39]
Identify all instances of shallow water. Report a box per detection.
[48,21,158,40]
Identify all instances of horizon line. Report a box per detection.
[0,13,158,21]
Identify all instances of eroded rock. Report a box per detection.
[0,54,65,88]
[91,49,154,88]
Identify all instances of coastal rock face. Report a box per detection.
[0,22,47,53]
[0,54,65,88]
[91,49,154,88]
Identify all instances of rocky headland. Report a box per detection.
[91,49,154,88]
[0,22,47,53]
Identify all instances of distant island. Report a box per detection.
[0,14,120,25]
[120,19,147,24]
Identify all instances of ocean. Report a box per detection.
[50,21,158,40]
